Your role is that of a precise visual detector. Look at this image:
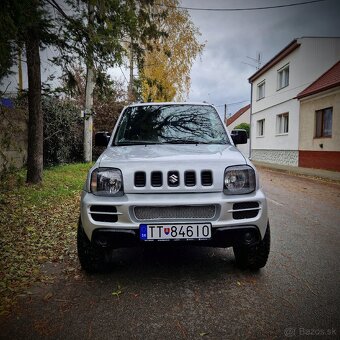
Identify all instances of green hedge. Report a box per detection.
[43,97,83,166]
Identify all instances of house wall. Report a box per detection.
[226,108,250,157]
[299,88,340,171]
[252,99,300,150]
[250,37,340,166]
[251,99,300,165]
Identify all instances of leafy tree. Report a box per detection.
[1,0,57,184]
[50,0,165,160]
[56,65,125,159]
[1,0,168,179]
[0,4,17,81]
[139,0,205,102]
[234,122,250,138]
[1,0,164,179]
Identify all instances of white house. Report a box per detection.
[225,104,250,157]
[248,37,340,166]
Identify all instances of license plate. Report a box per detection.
[139,223,211,241]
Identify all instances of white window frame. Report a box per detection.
[257,80,265,100]
[277,64,289,90]
[257,119,265,137]
[276,112,289,135]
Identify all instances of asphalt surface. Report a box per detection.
[1,168,340,339]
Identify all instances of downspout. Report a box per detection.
[249,83,253,159]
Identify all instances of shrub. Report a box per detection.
[43,96,83,166]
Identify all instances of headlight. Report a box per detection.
[90,168,123,196]
[224,165,256,195]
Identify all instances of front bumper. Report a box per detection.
[80,190,268,248]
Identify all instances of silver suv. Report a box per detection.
[78,103,270,272]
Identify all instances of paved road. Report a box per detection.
[1,168,340,339]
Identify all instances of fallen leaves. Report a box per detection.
[0,163,91,314]
[112,285,123,298]
[43,292,53,301]
[199,332,209,337]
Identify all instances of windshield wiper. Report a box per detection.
[116,140,160,146]
[164,139,210,144]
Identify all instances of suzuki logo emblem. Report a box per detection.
[169,174,178,184]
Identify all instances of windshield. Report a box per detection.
[113,104,229,146]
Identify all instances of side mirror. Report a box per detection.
[231,129,248,145]
[95,132,111,147]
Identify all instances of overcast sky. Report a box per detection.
[169,0,340,117]
[2,0,340,118]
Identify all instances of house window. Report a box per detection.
[276,113,289,134]
[257,81,265,100]
[257,119,265,137]
[277,64,289,90]
[315,107,332,138]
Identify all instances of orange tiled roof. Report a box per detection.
[297,61,340,99]
[226,104,250,126]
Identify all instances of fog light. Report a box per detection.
[244,232,254,244]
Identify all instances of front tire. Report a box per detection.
[77,219,105,273]
[233,222,270,270]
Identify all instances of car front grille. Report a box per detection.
[201,170,213,186]
[184,171,196,186]
[134,170,213,188]
[133,205,217,221]
[151,171,163,187]
[134,172,146,187]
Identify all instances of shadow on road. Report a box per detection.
[92,245,263,282]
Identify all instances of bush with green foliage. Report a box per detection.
[234,122,250,138]
[43,96,83,166]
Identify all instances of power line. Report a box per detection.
[215,100,249,108]
[158,0,327,11]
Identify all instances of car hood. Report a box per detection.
[97,144,247,193]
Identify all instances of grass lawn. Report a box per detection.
[0,163,92,315]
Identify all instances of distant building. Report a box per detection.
[297,61,340,171]
[226,104,250,129]
[226,104,250,157]
[248,37,340,167]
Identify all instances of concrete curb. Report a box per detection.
[252,160,340,183]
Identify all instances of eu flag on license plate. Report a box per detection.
[140,224,147,240]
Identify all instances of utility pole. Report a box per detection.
[84,2,95,163]
[128,37,134,103]
[224,104,227,122]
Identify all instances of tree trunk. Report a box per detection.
[26,30,43,184]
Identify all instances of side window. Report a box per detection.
[315,107,332,138]
[276,113,289,134]
[277,64,289,90]
[257,81,265,100]
[257,119,265,137]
